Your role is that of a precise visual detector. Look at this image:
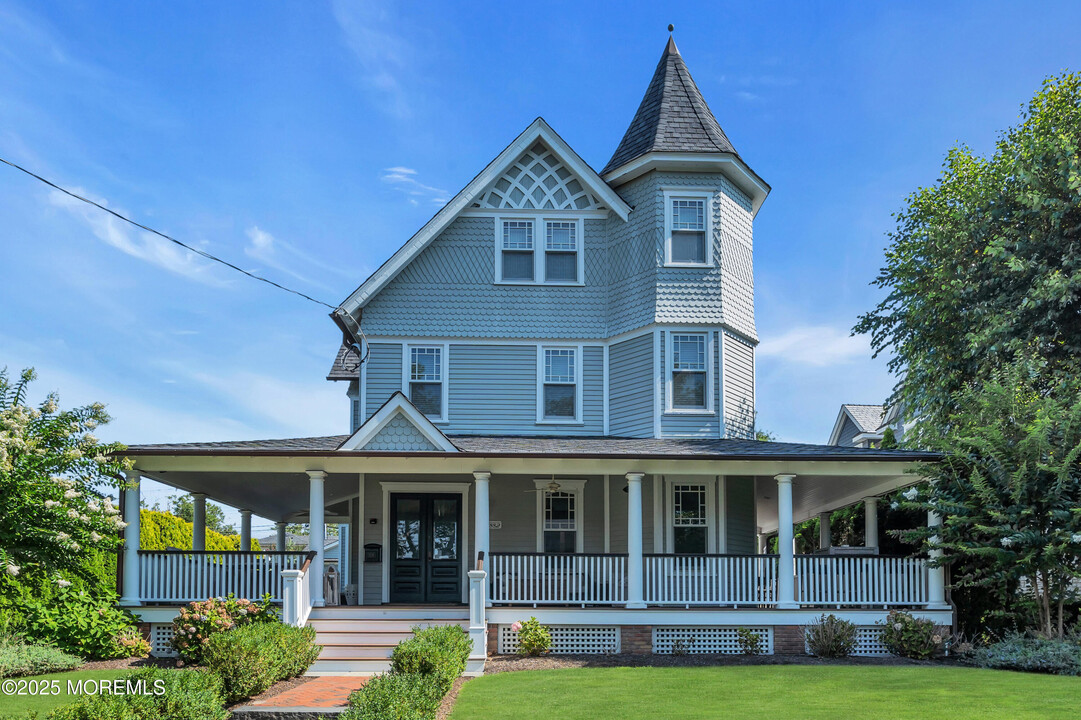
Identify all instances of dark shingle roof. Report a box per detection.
[843,404,887,434]
[602,36,738,175]
[327,343,359,381]
[124,434,936,461]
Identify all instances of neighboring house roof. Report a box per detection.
[602,35,738,175]
[336,117,631,317]
[327,343,359,381]
[124,434,937,461]
[828,404,887,446]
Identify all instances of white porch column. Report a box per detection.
[191,493,206,551]
[625,472,646,609]
[756,527,768,554]
[775,474,798,609]
[863,497,879,549]
[818,511,832,550]
[307,470,327,608]
[275,522,287,551]
[927,510,949,609]
[240,510,252,550]
[119,470,142,605]
[473,472,490,565]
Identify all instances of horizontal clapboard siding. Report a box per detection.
[364,343,403,421]
[608,334,654,437]
[725,476,756,554]
[722,331,755,439]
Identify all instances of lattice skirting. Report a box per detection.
[652,627,774,655]
[149,623,178,658]
[498,625,620,655]
[853,626,891,657]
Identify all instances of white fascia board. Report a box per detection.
[827,406,853,446]
[602,152,771,217]
[337,392,458,452]
[337,118,630,316]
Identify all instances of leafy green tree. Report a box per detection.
[854,72,1081,442]
[896,360,1081,638]
[152,494,235,536]
[0,368,130,587]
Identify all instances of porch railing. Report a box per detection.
[644,554,779,606]
[796,555,927,606]
[138,550,310,603]
[489,553,627,605]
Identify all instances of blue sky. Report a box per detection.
[2,1,1079,533]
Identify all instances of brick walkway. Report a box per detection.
[251,676,370,708]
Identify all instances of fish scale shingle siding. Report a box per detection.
[361,217,610,338]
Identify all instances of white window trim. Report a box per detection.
[401,342,450,424]
[536,344,584,424]
[534,478,586,553]
[662,189,714,268]
[664,330,715,415]
[664,477,718,554]
[494,215,584,286]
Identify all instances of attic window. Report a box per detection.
[496,217,583,285]
[501,221,534,281]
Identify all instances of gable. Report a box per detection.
[474,140,604,211]
[336,118,630,316]
[338,392,457,452]
[363,412,439,451]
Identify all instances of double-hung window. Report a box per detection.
[497,217,582,284]
[407,345,445,420]
[663,190,712,267]
[669,333,709,411]
[544,221,578,282]
[501,220,534,281]
[539,346,580,422]
[671,483,709,554]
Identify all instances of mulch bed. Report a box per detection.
[79,656,180,671]
[484,653,949,672]
[437,677,470,720]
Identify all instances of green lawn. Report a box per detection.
[0,670,130,719]
[450,666,1081,720]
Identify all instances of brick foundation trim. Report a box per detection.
[773,625,806,655]
[486,623,498,656]
[620,625,653,654]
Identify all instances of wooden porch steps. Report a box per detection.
[305,607,470,676]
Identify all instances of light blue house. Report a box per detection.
[120,37,952,673]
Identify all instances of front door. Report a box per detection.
[389,493,462,603]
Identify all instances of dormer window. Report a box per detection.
[496,216,583,285]
[663,190,713,267]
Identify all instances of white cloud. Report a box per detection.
[380,166,449,206]
[48,189,227,286]
[331,0,414,118]
[242,225,352,289]
[757,325,871,366]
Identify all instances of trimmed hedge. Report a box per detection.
[343,625,472,720]
[139,509,258,552]
[0,637,81,678]
[45,666,228,720]
[203,623,322,702]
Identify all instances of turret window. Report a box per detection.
[663,189,714,268]
[665,331,714,414]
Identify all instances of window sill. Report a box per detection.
[494,281,585,287]
[536,419,585,426]
[663,409,716,416]
[663,262,713,269]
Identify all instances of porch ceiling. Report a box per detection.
[140,470,359,522]
[753,471,916,534]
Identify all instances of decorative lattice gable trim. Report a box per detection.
[476,141,604,211]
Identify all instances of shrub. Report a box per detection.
[45,666,227,720]
[965,633,1081,676]
[0,635,81,678]
[203,623,321,702]
[389,624,471,695]
[805,614,858,658]
[115,628,151,659]
[513,617,551,657]
[736,628,764,656]
[20,587,141,659]
[340,672,444,720]
[170,593,276,663]
[878,610,946,659]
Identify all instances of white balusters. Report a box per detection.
[138,551,307,603]
[795,555,927,606]
[488,554,627,605]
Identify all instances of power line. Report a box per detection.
[0,156,338,311]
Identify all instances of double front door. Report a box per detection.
[389,493,462,603]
